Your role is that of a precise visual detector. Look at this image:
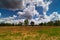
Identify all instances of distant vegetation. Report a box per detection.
[39,20,60,26]
[0,19,60,26]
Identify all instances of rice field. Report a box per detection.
[0,26,60,40]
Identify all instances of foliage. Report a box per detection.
[0,22,22,26]
[17,22,23,26]
[39,23,44,26]
[24,19,29,26]
[39,20,60,26]
[0,20,60,26]
[30,21,34,26]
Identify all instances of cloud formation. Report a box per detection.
[0,12,60,25]
[49,12,60,21]
[0,0,23,9]
[0,15,17,23]
[0,0,60,25]
[0,13,1,16]
[29,12,60,25]
[17,0,52,19]
[17,0,60,25]
[17,4,39,19]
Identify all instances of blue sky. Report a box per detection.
[0,0,60,18]
[47,0,60,15]
[0,0,60,24]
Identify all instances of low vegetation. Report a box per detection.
[0,26,60,40]
[0,19,60,40]
[0,19,60,26]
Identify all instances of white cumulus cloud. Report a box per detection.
[0,13,1,17]
[17,3,39,19]
[0,0,60,25]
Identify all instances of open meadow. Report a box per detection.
[0,26,60,40]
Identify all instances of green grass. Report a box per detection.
[0,26,60,40]
[9,32,22,36]
[37,27,60,37]
[22,36,41,40]
[24,36,32,40]
[33,36,40,40]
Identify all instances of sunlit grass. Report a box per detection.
[0,26,60,40]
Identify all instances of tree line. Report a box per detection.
[0,19,60,26]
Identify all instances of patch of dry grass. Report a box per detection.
[0,26,60,40]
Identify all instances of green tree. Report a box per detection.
[47,21,54,26]
[54,20,60,26]
[24,19,29,26]
[39,23,44,26]
[30,21,34,26]
[18,22,22,26]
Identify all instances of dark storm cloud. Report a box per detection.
[0,0,23,9]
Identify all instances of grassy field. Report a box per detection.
[0,26,60,40]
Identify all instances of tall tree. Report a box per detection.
[24,19,29,26]
[30,21,34,26]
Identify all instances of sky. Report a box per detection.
[0,0,60,25]
[47,0,60,15]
